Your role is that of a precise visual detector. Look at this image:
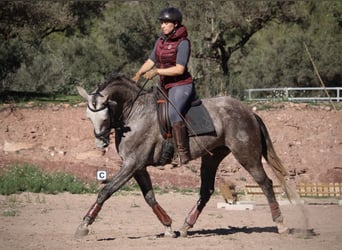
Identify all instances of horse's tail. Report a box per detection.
[254,113,299,203]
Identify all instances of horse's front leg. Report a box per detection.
[75,161,136,238]
[134,169,175,238]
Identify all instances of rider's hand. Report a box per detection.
[131,73,140,83]
[143,69,158,80]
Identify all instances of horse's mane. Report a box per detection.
[96,72,152,95]
[95,73,133,92]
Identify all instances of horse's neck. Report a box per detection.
[108,87,154,123]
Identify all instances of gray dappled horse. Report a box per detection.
[75,73,293,238]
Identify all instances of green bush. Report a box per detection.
[0,164,98,195]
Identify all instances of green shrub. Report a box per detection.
[0,164,98,195]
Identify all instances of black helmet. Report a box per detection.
[158,7,182,24]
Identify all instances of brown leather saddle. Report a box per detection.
[154,87,216,140]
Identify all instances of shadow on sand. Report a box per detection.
[184,226,278,238]
[184,226,318,238]
[96,226,318,241]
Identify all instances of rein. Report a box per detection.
[121,79,150,120]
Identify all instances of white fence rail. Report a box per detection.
[245,87,342,102]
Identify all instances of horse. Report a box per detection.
[75,73,295,238]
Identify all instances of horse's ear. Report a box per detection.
[76,86,89,101]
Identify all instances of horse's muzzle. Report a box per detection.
[95,138,109,148]
[94,129,110,148]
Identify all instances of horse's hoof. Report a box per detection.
[164,230,176,238]
[179,229,188,237]
[277,222,289,234]
[164,226,176,238]
[179,224,191,237]
[75,223,90,238]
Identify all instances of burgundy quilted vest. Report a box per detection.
[155,25,193,89]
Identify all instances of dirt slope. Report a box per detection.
[0,102,341,190]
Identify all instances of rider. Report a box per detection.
[132,7,195,166]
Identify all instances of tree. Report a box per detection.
[182,0,305,96]
[1,0,340,99]
[0,1,105,92]
[232,1,342,91]
[0,1,73,91]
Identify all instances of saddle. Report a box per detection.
[154,86,216,140]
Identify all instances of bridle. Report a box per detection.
[87,79,149,143]
[87,92,114,144]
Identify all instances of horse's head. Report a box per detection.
[77,86,117,149]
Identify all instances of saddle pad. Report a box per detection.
[154,86,216,138]
[185,103,216,137]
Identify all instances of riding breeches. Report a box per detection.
[167,83,194,125]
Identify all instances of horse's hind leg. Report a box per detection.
[246,163,288,233]
[134,169,175,238]
[180,147,229,237]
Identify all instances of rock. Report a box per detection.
[52,106,60,111]
[3,141,35,152]
[76,150,105,160]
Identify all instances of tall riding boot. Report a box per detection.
[172,121,191,166]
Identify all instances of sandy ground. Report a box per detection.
[0,192,341,250]
[0,102,341,249]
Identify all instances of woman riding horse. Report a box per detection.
[132,7,195,166]
[75,7,296,239]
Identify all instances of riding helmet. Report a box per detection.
[158,7,182,24]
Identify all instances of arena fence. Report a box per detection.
[245,87,342,102]
[244,183,342,197]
